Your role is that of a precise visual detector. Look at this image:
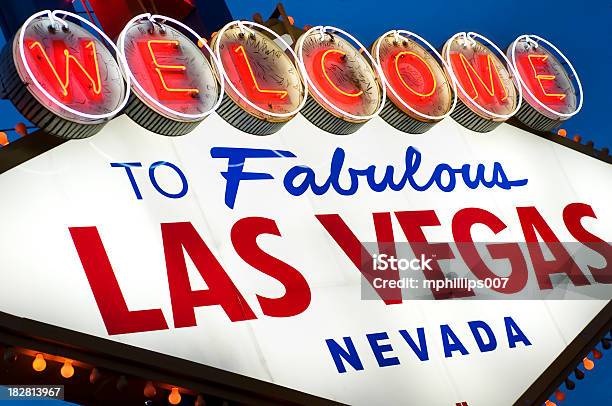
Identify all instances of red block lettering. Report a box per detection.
[316,212,402,304]
[232,217,311,317]
[162,222,256,328]
[517,206,589,289]
[69,227,169,335]
[395,210,475,299]
[452,208,528,293]
[563,203,612,283]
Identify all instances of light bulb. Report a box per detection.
[195,394,206,406]
[555,390,565,401]
[61,360,74,378]
[89,367,101,384]
[144,381,157,398]
[32,353,46,372]
[544,400,556,406]
[3,347,17,363]
[116,375,128,392]
[168,387,181,405]
[583,357,594,370]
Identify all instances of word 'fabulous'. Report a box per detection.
[210,146,528,209]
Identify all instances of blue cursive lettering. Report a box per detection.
[211,147,528,209]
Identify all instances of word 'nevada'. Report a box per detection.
[211,146,528,208]
[326,316,531,373]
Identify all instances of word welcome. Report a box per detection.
[12,10,578,140]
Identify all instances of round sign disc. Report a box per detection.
[215,25,305,122]
[443,34,518,132]
[509,36,579,131]
[299,30,381,122]
[373,32,453,133]
[120,18,220,135]
[0,12,128,138]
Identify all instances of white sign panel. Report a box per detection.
[0,113,610,405]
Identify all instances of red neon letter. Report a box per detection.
[312,49,364,103]
[452,208,528,293]
[517,53,566,104]
[563,203,612,284]
[450,52,508,104]
[316,212,402,304]
[139,40,199,99]
[320,49,363,97]
[230,44,288,102]
[28,40,102,99]
[232,217,311,317]
[391,51,437,99]
[162,222,256,328]
[517,206,590,289]
[69,227,169,335]
[395,210,475,300]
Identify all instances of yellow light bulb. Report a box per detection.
[168,387,181,405]
[32,353,46,372]
[583,357,595,370]
[61,360,75,378]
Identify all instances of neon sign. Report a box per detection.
[393,51,436,98]
[508,35,581,131]
[143,39,200,97]
[443,32,520,132]
[0,10,129,139]
[27,40,102,99]
[0,12,586,139]
[296,26,384,135]
[229,44,288,102]
[317,49,364,99]
[450,53,509,105]
[519,54,566,103]
[213,20,306,136]
[118,14,222,136]
[373,31,454,133]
